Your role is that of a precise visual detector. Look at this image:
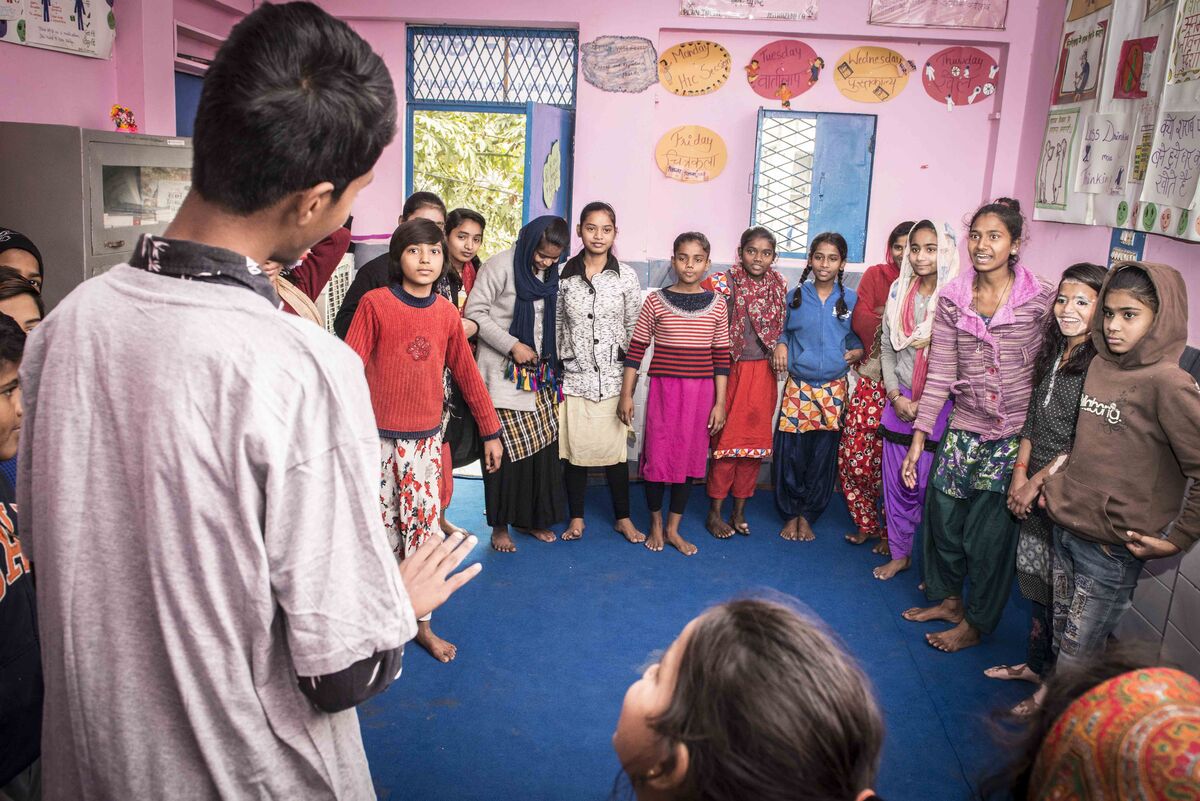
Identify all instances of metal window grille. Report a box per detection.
[320,256,354,335]
[407,26,578,107]
[752,114,816,256]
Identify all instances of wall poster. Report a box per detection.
[1036,108,1080,211]
[1067,0,1113,23]
[0,0,114,59]
[1052,18,1110,104]
[679,0,818,19]
[1141,110,1200,207]
[1146,0,1174,19]
[746,39,822,101]
[658,40,732,96]
[654,125,728,183]
[833,46,914,103]
[921,46,1000,109]
[867,0,1008,30]
[1166,0,1200,83]
[1075,112,1135,195]
[580,36,659,93]
[1113,36,1159,99]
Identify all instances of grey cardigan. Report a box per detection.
[465,247,550,412]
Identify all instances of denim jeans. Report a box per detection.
[1051,526,1144,672]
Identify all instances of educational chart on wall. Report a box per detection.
[1067,0,1113,23]
[867,0,1007,30]
[833,46,913,103]
[580,36,659,93]
[746,40,822,103]
[1037,109,1080,211]
[921,46,1000,110]
[1052,18,1110,104]
[1075,112,1135,194]
[1113,36,1159,99]
[658,40,732,96]
[679,0,818,20]
[1141,110,1200,207]
[1166,0,1200,83]
[654,125,728,183]
[0,0,114,59]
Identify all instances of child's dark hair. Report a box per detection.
[445,207,486,234]
[1104,263,1160,313]
[969,197,1025,267]
[402,191,447,221]
[644,598,883,801]
[889,220,916,252]
[192,2,396,215]
[579,201,617,227]
[387,219,447,285]
[980,642,1157,800]
[673,232,711,257]
[790,231,849,318]
[0,312,25,370]
[0,267,45,320]
[540,217,571,253]
[738,226,777,254]
[1033,262,1106,386]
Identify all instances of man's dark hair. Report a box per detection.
[0,267,44,319]
[191,2,397,215]
[0,313,25,370]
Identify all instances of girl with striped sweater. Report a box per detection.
[619,232,730,556]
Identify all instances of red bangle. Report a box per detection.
[1015,461,1028,470]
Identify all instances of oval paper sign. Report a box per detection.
[655,125,728,183]
[833,46,913,103]
[922,46,1000,109]
[747,39,822,100]
[658,40,732,96]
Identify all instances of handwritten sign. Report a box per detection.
[747,39,821,100]
[1053,19,1109,104]
[1067,0,1112,22]
[580,36,658,93]
[1036,108,1079,211]
[0,0,114,59]
[1167,0,1200,83]
[867,0,1008,29]
[655,126,728,183]
[1142,111,1200,208]
[1113,37,1158,99]
[833,46,912,103]
[921,46,1000,109]
[659,40,732,96]
[1075,113,1134,195]
[680,0,818,20]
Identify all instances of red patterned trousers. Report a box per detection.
[837,375,886,537]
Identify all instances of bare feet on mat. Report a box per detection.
[926,620,981,653]
[873,556,910,581]
[706,509,734,539]
[645,515,665,552]
[515,526,557,543]
[780,517,801,540]
[439,515,469,537]
[872,536,890,556]
[902,598,964,623]
[416,621,457,663]
[794,517,816,542]
[730,510,750,536]
[490,527,517,553]
[1011,684,1048,717]
[562,517,585,541]
[845,529,871,545]
[614,518,646,544]
[984,663,1041,684]
[665,528,698,556]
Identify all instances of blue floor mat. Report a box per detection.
[361,479,1033,800]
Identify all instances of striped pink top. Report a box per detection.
[624,290,731,379]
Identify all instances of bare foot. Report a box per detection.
[645,514,665,552]
[562,517,585,541]
[729,506,750,536]
[665,528,698,557]
[873,556,910,581]
[614,518,646,544]
[872,536,890,556]
[902,598,964,623]
[415,621,457,663]
[1011,684,1048,717]
[490,527,517,553]
[845,529,871,545]
[706,509,734,539]
[779,517,801,540]
[439,515,469,536]
[984,663,1041,683]
[516,526,557,543]
[926,620,981,653]
[794,517,815,542]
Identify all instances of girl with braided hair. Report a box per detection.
[772,232,862,543]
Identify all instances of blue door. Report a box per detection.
[807,112,876,263]
[522,102,574,224]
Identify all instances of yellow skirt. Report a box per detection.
[558,395,629,466]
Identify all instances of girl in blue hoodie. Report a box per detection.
[771,232,863,543]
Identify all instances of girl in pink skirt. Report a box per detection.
[619,232,729,556]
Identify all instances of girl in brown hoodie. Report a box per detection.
[1042,262,1200,675]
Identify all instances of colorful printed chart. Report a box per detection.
[833,46,913,103]
[746,39,823,100]
[921,46,1000,109]
[658,40,732,96]
[654,125,728,183]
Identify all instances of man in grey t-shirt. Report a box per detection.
[18,5,480,799]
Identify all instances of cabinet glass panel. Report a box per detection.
[101,166,192,229]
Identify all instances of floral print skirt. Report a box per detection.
[380,434,443,560]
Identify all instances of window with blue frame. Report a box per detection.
[751,110,877,262]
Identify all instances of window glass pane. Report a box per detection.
[409,28,577,106]
[752,115,816,255]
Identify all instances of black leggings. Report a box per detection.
[645,481,691,516]
[563,462,631,520]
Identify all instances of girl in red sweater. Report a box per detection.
[346,218,503,663]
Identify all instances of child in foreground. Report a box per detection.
[612,598,884,801]
[620,232,729,556]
